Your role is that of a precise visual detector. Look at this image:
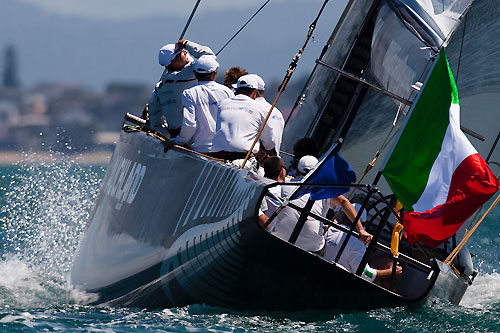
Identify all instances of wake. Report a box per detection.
[461,272,500,308]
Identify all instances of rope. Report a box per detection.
[179,0,202,39]
[123,126,224,162]
[444,192,500,265]
[279,150,295,157]
[240,0,330,168]
[215,0,272,56]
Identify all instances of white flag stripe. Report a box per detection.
[413,103,477,212]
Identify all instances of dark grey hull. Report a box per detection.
[70,131,466,310]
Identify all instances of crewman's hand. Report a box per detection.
[395,264,403,276]
[389,263,403,276]
[176,39,187,51]
[359,230,373,245]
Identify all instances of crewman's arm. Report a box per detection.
[181,40,215,58]
[175,91,197,146]
[331,195,373,244]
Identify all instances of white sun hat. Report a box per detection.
[158,44,183,67]
[236,74,260,89]
[194,55,219,73]
[246,74,265,90]
[298,155,318,174]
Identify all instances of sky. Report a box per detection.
[3,0,349,92]
[18,0,286,21]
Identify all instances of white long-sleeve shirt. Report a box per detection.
[148,41,214,130]
[255,97,285,155]
[271,192,326,252]
[175,81,234,153]
[212,94,275,153]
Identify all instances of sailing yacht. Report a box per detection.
[70,0,500,310]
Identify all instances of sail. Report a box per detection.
[370,0,474,101]
[380,50,499,247]
[282,0,376,155]
[283,0,498,189]
[387,0,474,48]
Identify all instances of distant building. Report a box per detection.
[3,45,19,88]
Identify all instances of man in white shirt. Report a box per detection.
[211,74,275,161]
[272,192,327,253]
[323,203,401,283]
[262,156,287,231]
[272,155,400,283]
[148,39,215,137]
[174,55,234,153]
[248,74,285,156]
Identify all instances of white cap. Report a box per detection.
[194,55,219,73]
[236,74,259,89]
[298,155,318,174]
[246,74,265,90]
[158,44,182,67]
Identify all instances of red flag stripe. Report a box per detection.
[403,153,499,247]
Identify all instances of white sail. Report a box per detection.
[388,0,474,48]
[370,0,474,102]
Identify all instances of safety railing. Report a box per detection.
[263,182,433,276]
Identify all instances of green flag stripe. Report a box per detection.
[382,50,456,211]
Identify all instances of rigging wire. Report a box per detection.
[285,43,330,126]
[486,131,500,164]
[240,0,330,168]
[157,0,202,82]
[215,0,272,56]
[349,8,469,184]
[179,0,202,39]
[455,14,468,85]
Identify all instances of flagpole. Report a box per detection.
[444,192,500,265]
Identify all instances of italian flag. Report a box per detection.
[382,49,499,248]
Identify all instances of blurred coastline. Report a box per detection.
[0,43,304,165]
[0,150,111,165]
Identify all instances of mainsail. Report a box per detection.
[282,0,498,188]
[386,0,474,49]
[371,0,474,102]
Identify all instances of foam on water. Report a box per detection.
[461,272,500,308]
[0,255,66,309]
[0,152,499,331]
[0,152,104,309]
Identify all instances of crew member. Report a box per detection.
[175,55,234,153]
[248,74,285,156]
[148,39,215,137]
[211,74,275,161]
[323,203,402,284]
[272,155,398,283]
[223,66,248,91]
[263,156,287,227]
[288,137,320,177]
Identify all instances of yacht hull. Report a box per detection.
[70,131,465,310]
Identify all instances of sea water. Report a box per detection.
[0,155,499,332]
